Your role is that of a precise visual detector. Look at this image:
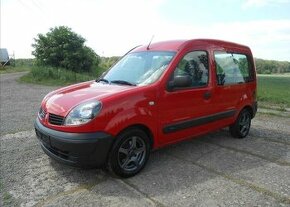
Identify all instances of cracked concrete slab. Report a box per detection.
[1,129,290,206]
[124,151,282,207]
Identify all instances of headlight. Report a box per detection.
[64,100,102,126]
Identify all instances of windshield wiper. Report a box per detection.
[96,78,110,84]
[111,80,136,86]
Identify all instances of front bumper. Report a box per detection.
[35,118,114,167]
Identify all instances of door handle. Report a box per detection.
[203,91,211,100]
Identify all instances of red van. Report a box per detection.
[35,39,257,177]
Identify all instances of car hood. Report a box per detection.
[43,81,133,116]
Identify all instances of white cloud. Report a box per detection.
[206,20,290,61]
[243,0,290,8]
[149,19,290,61]
[1,0,167,57]
[1,0,290,61]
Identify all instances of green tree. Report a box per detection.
[32,26,100,72]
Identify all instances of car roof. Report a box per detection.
[133,39,250,53]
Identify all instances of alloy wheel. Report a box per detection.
[117,136,146,172]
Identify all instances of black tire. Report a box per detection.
[107,128,151,178]
[230,109,251,139]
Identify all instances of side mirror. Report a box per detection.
[167,75,192,91]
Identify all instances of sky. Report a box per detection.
[1,0,290,61]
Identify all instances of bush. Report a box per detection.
[15,59,35,67]
[32,26,100,73]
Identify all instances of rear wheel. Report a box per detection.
[107,128,151,178]
[230,109,251,138]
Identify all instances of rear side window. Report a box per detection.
[214,52,253,85]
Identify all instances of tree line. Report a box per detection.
[16,56,290,75]
[255,58,290,74]
[100,57,290,74]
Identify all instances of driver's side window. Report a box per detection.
[174,51,209,88]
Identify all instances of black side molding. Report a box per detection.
[163,109,236,134]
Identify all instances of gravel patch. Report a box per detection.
[0,72,57,135]
[1,72,290,206]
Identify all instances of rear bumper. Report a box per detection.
[35,118,114,167]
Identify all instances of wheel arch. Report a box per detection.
[241,105,254,118]
[115,124,155,149]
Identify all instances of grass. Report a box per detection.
[19,66,101,86]
[0,179,13,206]
[0,66,31,74]
[257,75,290,108]
[2,192,12,205]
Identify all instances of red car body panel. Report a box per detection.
[37,39,257,153]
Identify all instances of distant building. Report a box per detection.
[0,48,10,66]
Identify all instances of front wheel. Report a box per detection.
[107,128,151,178]
[230,109,251,138]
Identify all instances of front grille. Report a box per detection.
[39,108,46,119]
[49,113,65,125]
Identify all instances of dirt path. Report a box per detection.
[0,72,57,135]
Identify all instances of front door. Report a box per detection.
[158,51,217,144]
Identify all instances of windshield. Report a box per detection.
[101,51,176,86]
